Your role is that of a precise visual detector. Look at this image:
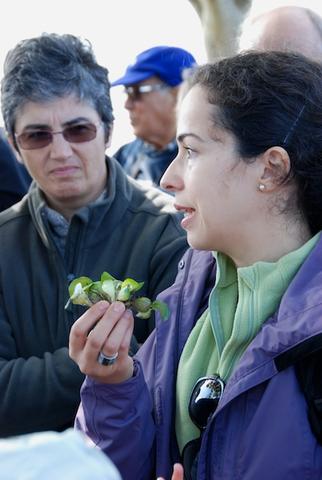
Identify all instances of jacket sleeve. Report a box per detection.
[75,359,156,480]
[0,303,84,436]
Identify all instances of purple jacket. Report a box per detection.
[76,242,322,480]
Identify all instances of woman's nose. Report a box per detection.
[160,159,184,193]
[49,132,73,158]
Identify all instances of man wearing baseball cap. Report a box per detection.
[111,46,196,186]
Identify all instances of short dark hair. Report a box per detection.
[1,33,114,141]
[183,51,322,234]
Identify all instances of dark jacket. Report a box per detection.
[76,242,322,480]
[0,133,31,211]
[0,156,187,437]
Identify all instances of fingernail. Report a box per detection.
[98,301,109,311]
[113,301,125,312]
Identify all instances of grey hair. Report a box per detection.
[1,33,114,140]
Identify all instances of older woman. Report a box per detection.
[0,33,187,437]
[70,51,322,479]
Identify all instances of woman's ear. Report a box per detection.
[258,146,291,192]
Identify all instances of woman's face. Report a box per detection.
[13,95,108,218]
[161,85,261,256]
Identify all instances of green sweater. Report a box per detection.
[176,234,319,452]
[0,156,187,437]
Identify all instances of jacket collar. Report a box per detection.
[217,235,322,411]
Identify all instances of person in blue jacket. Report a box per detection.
[70,51,322,479]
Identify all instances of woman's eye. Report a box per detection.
[183,146,193,158]
[28,131,50,139]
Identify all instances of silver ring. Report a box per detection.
[97,351,119,366]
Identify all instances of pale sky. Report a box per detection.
[0,0,207,152]
[1,0,321,152]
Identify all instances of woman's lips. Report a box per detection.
[50,166,79,177]
[174,204,196,230]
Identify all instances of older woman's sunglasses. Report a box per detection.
[189,374,225,430]
[15,121,101,150]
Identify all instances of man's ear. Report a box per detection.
[258,146,291,192]
[8,135,23,164]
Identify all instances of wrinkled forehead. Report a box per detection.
[14,95,100,131]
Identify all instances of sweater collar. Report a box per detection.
[219,233,322,408]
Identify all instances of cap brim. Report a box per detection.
[111,70,154,87]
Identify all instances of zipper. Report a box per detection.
[169,249,194,463]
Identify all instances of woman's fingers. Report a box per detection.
[69,301,110,358]
[172,464,184,480]
[87,302,126,355]
[85,304,133,365]
[157,463,184,480]
[118,310,135,355]
[100,308,134,356]
[69,301,135,382]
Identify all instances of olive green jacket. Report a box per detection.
[0,157,187,437]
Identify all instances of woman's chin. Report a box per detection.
[187,235,205,251]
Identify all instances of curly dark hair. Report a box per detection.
[183,51,322,234]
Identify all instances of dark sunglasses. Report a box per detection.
[189,374,225,430]
[124,83,169,101]
[15,121,101,150]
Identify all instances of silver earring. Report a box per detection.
[258,183,265,192]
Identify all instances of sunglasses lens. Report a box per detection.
[63,123,97,143]
[17,131,52,150]
[124,84,167,101]
[125,86,140,101]
[16,123,98,150]
[189,375,224,430]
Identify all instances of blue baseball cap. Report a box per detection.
[111,46,196,87]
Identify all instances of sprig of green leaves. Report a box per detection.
[65,272,169,320]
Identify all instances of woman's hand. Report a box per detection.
[69,300,134,383]
[157,463,184,480]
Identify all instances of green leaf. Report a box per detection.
[151,300,170,320]
[120,278,144,293]
[68,276,92,298]
[67,281,93,307]
[117,285,131,301]
[101,279,117,302]
[100,271,116,282]
[66,271,169,321]
[87,281,110,303]
[136,309,152,319]
[132,296,152,313]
